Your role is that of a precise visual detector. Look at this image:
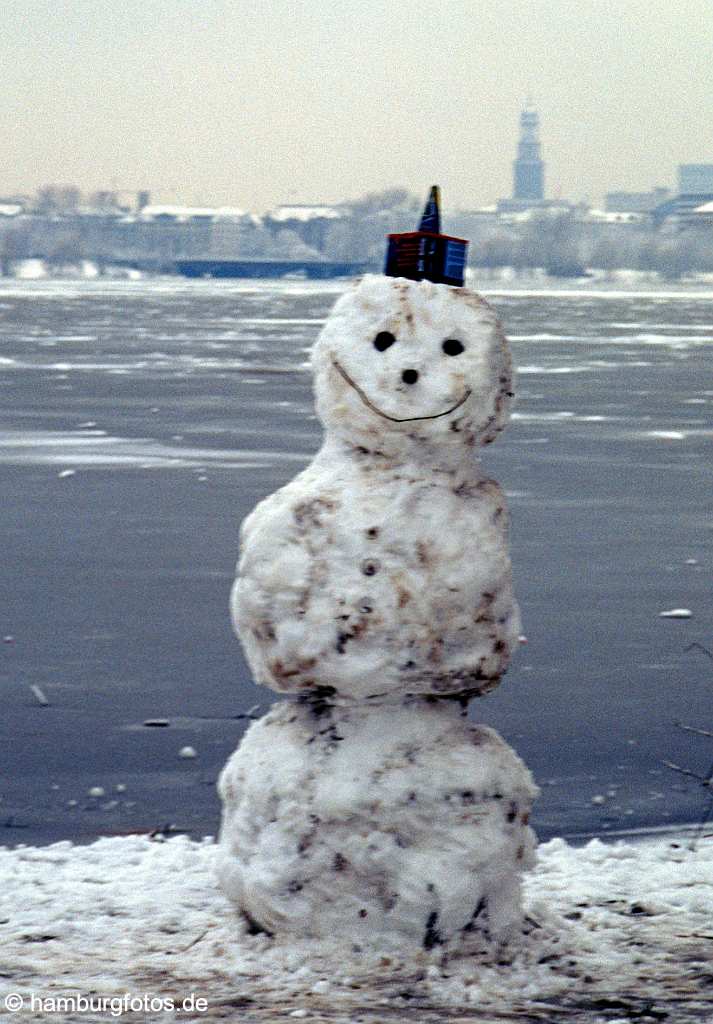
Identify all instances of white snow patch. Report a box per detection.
[1,834,712,1022]
[646,430,687,441]
[517,364,590,375]
[13,258,46,279]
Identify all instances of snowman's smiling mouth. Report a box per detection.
[332,359,471,423]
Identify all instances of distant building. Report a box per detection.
[265,203,343,251]
[652,166,713,229]
[513,104,545,203]
[686,199,713,226]
[136,205,251,225]
[80,204,259,262]
[678,164,713,195]
[139,205,220,223]
[496,104,547,213]
[584,209,646,224]
[269,204,342,224]
[0,203,24,218]
[90,191,121,213]
[605,187,670,214]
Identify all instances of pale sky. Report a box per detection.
[2,0,712,212]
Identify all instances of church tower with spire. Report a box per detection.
[513,103,545,203]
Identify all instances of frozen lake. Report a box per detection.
[1,276,711,845]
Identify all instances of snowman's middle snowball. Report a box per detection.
[232,455,519,700]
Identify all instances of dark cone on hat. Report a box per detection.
[384,186,468,287]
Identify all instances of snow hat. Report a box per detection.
[384,186,468,287]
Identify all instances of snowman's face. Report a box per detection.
[313,275,513,449]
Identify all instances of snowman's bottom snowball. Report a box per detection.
[216,699,538,955]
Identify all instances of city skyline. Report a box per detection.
[2,0,713,212]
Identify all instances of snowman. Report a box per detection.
[218,189,537,957]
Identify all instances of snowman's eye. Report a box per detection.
[373,331,396,352]
[442,338,465,356]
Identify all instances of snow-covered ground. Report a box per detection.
[2,832,712,1022]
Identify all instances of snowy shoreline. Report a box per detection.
[2,831,712,1023]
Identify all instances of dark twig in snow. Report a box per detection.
[174,928,213,954]
[691,776,713,852]
[664,756,713,850]
[148,823,191,840]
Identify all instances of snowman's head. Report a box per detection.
[312,275,513,453]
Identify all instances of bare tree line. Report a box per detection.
[3,186,713,279]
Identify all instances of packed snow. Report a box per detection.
[219,275,533,952]
[2,831,712,1022]
[217,700,537,952]
[231,274,518,702]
